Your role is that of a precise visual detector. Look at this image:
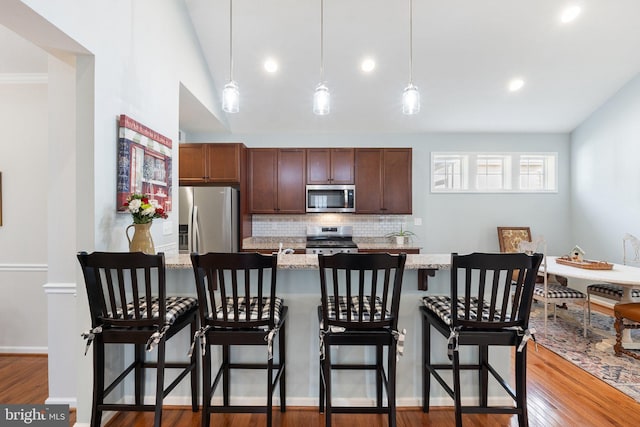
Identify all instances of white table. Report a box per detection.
[546,256,640,349]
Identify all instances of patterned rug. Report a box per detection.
[529,303,640,402]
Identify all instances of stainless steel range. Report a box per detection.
[305,225,358,255]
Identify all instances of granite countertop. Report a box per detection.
[165,253,450,270]
[241,236,422,252]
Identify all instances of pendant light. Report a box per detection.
[222,0,239,113]
[402,0,420,115]
[313,0,330,115]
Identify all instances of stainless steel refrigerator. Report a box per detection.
[178,186,239,253]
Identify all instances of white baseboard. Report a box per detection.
[45,396,77,408]
[0,346,47,354]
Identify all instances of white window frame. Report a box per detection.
[431,152,558,193]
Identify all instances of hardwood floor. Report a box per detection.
[2,305,639,426]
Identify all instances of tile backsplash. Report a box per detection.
[252,214,411,237]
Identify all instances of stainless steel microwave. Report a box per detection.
[306,185,356,213]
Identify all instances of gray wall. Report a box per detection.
[571,72,640,262]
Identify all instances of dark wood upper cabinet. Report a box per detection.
[249,148,306,214]
[178,144,207,183]
[306,148,354,184]
[355,148,412,214]
[179,143,242,185]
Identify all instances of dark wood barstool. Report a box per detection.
[77,251,199,427]
[421,252,543,427]
[190,252,287,427]
[317,252,406,427]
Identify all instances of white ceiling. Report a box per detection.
[185,0,640,134]
[3,2,640,135]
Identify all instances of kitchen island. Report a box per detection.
[160,253,513,408]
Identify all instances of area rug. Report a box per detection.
[529,303,640,403]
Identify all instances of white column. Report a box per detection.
[43,283,77,406]
[45,52,78,406]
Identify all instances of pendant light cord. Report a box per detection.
[229,0,234,81]
[320,0,324,83]
[409,0,413,85]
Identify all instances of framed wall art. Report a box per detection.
[116,115,173,213]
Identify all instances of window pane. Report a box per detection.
[433,156,464,190]
[519,155,554,191]
[476,156,505,190]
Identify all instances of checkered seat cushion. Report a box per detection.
[110,296,198,325]
[325,296,391,322]
[534,283,585,299]
[212,297,283,324]
[421,295,505,326]
[587,283,640,299]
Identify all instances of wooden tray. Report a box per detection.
[555,257,613,270]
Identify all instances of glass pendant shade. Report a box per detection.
[313,83,330,115]
[402,83,420,115]
[222,80,239,113]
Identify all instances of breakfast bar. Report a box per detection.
[159,253,515,408]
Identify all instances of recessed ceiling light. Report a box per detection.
[264,58,278,73]
[560,6,581,23]
[508,78,525,92]
[361,58,376,73]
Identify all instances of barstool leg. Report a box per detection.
[516,345,529,427]
[479,345,488,408]
[279,322,287,412]
[422,316,431,412]
[388,341,397,427]
[135,343,145,406]
[190,315,199,412]
[452,350,463,427]
[223,345,230,407]
[324,342,332,427]
[153,339,166,427]
[202,347,212,427]
[91,338,105,427]
[376,344,383,408]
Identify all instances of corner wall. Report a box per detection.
[571,73,640,261]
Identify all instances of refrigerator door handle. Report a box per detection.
[193,205,200,253]
[187,201,194,253]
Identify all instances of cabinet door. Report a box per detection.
[277,149,306,213]
[307,148,354,184]
[330,148,355,184]
[178,144,207,183]
[306,149,331,184]
[206,143,241,183]
[382,148,412,214]
[355,149,384,213]
[249,149,278,213]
